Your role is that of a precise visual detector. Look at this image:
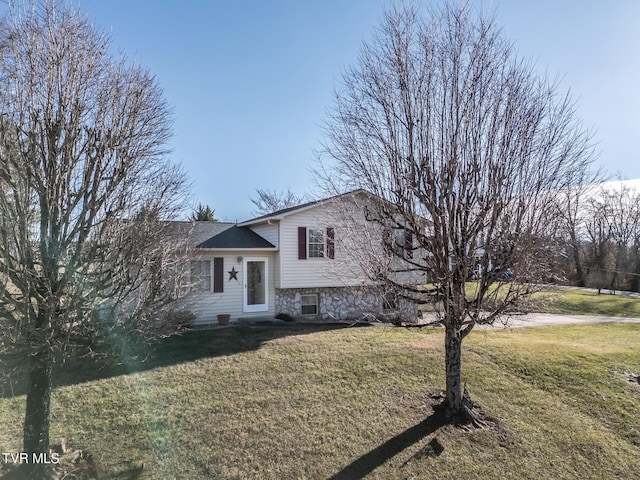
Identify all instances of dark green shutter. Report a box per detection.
[298,227,307,259]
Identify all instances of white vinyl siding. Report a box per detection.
[278,207,370,289]
[247,222,281,288]
[185,252,276,325]
[249,223,279,247]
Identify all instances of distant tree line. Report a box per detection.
[554,180,640,293]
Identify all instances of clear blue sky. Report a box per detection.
[6,1,640,221]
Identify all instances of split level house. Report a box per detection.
[180,190,421,326]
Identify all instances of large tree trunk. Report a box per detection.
[443,325,487,428]
[632,271,640,293]
[567,229,586,287]
[23,347,53,477]
[631,247,640,292]
[444,327,463,413]
[572,241,586,287]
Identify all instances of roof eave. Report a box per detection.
[238,189,370,225]
[238,215,285,227]
[195,247,279,252]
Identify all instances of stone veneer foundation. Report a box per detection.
[275,286,419,322]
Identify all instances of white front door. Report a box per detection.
[243,257,268,312]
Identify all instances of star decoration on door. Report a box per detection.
[228,267,239,281]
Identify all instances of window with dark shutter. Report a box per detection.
[326,227,335,259]
[298,227,307,259]
[213,257,224,293]
[308,229,325,257]
[190,260,211,292]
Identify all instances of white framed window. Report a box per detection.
[301,294,318,316]
[190,260,211,292]
[299,227,335,260]
[308,229,325,258]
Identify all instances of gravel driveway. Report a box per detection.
[409,312,640,329]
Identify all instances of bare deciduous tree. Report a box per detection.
[553,168,603,286]
[0,1,190,471]
[320,3,595,423]
[583,181,640,292]
[584,194,614,287]
[250,188,306,216]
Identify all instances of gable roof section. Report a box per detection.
[197,225,276,249]
[239,189,370,226]
[189,221,236,246]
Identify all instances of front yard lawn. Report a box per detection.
[531,287,640,317]
[1,322,639,478]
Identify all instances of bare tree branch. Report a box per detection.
[0,0,191,463]
[318,2,596,421]
[250,187,306,216]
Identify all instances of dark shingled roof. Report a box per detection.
[197,225,276,249]
[160,221,235,248]
[189,222,235,246]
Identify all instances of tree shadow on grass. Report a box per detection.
[0,323,369,398]
[329,409,448,480]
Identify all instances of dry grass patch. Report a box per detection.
[0,323,639,479]
[530,287,640,317]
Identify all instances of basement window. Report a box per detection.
[301,294,318,316]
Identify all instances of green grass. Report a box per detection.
[420,283,640,318]
[530,287,640,317]
[1,323,639,479]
